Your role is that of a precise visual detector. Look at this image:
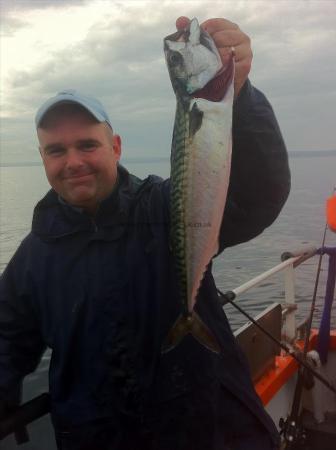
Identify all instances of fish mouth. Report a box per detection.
[164,20,215,54]
[164,29,187,47]
[164,18,233,99]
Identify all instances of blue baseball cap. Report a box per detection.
[35,89,113,129]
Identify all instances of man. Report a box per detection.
[0,17,290,450]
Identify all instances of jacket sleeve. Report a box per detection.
[0,239,45,409]
[217,79,291,252]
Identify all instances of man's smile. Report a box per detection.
[63,172,95,181]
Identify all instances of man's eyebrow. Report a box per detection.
[43,142,64,152]
[43,139,101,151]
[76,138,101,145]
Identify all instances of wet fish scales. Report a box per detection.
[162,18,234,353]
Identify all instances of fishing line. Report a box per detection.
[282,190,334,448]
[302,224,328,356]
[216,287,336,394]
[217,191,335,448]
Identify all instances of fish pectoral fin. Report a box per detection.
[161,312,221,354]
[189,102,203,137]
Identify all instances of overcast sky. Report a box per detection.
[1,0,335,165]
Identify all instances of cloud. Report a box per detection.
[1,0,336,165]
[0,15,28,37]
[0,0,90,14]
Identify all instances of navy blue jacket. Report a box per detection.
[0,81,290,441]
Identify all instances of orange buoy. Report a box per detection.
[327,194,336,232]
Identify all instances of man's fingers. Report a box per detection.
[177,17,238,32]
[219,43,252,63]
[211,29,250,49]
[201,18,239,33]
[234,58,253,81]
[176,16,190,30]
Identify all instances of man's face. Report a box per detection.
[38,109,121,213]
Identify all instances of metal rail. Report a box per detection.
[217,244,336,396]
[229,246,317,298]
[221,246,318,342]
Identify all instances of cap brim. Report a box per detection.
[35,94,106,128]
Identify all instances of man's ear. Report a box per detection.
[37,129,45,158]
[112,134,122,160]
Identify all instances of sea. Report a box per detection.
[0,153,335,449]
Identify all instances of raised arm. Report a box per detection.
[218,79,290,251]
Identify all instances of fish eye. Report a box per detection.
[169,52,182,65]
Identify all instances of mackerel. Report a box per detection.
[162,18,234,353]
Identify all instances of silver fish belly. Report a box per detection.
[162,18,234,353]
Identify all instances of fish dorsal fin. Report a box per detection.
[189,18,200,46]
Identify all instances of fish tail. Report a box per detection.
[161,311,221,354]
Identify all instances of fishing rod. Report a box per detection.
[216,288,336,395]
[217,199,335,448]
[282,190,334,450]
[0,393,50,443]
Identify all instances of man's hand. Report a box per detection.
[176,16,252,98]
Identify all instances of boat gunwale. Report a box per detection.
[255,330,336,405]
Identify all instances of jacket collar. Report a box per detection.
[32,164,150,241]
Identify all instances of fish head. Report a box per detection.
[164,18,222,97]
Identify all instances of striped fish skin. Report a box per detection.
[162,18,234,353]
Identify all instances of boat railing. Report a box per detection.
[224,246,323,383]
[226,246,318,343]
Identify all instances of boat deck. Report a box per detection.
[256,330,336,406]
[294,410,336,450]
